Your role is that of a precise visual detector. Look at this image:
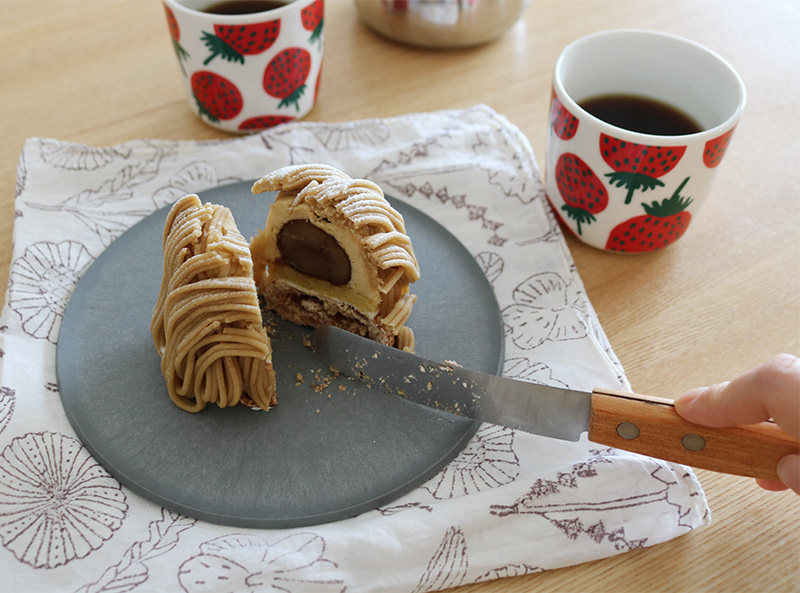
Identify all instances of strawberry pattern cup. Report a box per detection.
[163,0,324,134]
[545,30,745,253]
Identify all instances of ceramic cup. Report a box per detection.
[163,0,324,134]
[545,29,745,253]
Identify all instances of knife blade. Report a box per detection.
[311,326,799,481]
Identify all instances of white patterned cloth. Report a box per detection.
[0,105,708,593]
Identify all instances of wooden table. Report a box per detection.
[1,1,798,591]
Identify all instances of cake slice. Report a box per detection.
[151,194,277,412]
[250,164,420,350]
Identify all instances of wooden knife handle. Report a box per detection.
[588,387,800,480]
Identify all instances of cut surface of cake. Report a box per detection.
[151,194,277,412]
[250,164,420,350]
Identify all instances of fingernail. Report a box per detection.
[674,387,704,411]
[776,454,800,495]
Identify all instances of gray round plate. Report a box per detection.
[57,181,504,528]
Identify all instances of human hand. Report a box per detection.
[674,354,800,495]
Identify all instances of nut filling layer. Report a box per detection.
[277,220,351,286]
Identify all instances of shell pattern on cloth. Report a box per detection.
[178,532,345,593]
[423,425,519,499]
[0,387,15,436]
[7,240,94,343]
[312,121,391,151]
[38,140,128,171]
[0,432,128,568]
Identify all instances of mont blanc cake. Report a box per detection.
[151,194,277,412]
[250,164,420,350]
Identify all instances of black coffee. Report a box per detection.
[579,94,703,136]
[201,0,289,15]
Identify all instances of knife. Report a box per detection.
[311,326,799,481]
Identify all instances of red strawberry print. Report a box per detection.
[191,71,243,123]
[263,47,312,111]
[555,153,609,235]
[550,96,579,140]
[164,4,179,43]
[202,19,281,65]
[163,4,190,73]
[605,177,693,253]
[238,115,296,131]
[600,134,687,204]
[301,0,324,46]
[703,126,736,168]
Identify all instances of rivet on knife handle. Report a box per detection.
[588,387,800,481]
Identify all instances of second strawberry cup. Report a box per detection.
[544,30,745,253]
[163,0,324,134]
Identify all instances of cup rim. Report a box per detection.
[164,0,304,22]
[553,28,746,144]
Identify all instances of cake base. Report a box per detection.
[261,281,396,346]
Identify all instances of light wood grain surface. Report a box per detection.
[1,1,798,591]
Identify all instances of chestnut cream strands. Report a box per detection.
[151,195,277,412]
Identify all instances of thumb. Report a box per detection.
[673,383,733,427]
[777,454,800,495]
[674,355,800,436]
